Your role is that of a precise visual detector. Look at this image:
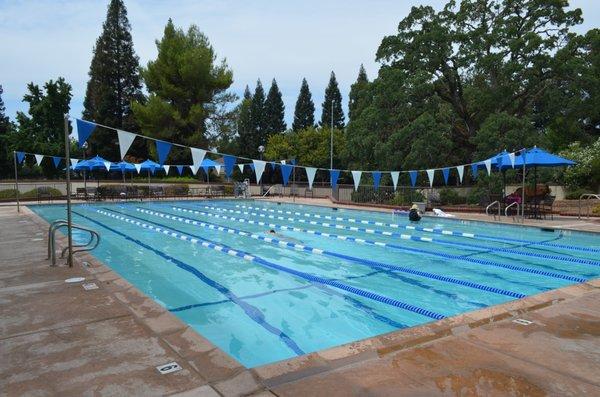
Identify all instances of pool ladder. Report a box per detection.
[47,220,101,266]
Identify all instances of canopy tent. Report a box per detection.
[71,155,114,189]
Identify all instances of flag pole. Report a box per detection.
[13,151,20,213]
[64,114,74,267]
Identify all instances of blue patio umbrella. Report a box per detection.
[72,155,115,189]
[200,158,221,184]
[135,159,163,187]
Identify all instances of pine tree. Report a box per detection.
[0,85,13,178]
[83,0,143,159]
[348,64,369,121]
[292,78,315,131]
[320,71,345,129]
[264,79,286,135]
[241,79,267,157]
[236,85,253,155]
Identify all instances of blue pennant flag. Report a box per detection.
[409,170,418,187]
[330,169,340,188]
[202,165,210,177]
[76,119,97,148]
[249,163,255,171]
[280,164,293,186]
[16,151,26,164]
[269,162,277,171]
[52,156,62,168]
[471,163,479,179]
[372,171,382,190]
[155,140,172,165]
[223,155,236,178]
[290,159,297,165]
[176,165,184,175]
[442,168,450,185]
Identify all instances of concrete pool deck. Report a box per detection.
[1,201,599,396]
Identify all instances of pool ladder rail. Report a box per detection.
[47,220,100,266]
[578,193,600,219]
[486,201,522,223]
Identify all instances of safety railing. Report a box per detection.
[504,201,520,221]
[47,220,100,266]
[485,200,501,219]
[578,194,600,219]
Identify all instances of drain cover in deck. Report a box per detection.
[156,362,181,375]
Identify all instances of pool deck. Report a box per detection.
[1,201,599,396]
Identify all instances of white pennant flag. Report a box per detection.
[103,161,112,171]
[162,165,170,174]
[70,158,79,167]
[214,165,221,175]
[190,148,207,170]
[390,171,400,191]
[351,170,362,191]
[190,164,200,175]
[509,152,516,168]
[117,130,136,159]
[252,160,266,183]
[305,167,317,189]
[34,154,44,166]
[484,159,492,175]
[237,164,245,173]
[134,163,142,174]
[457,165,465,183]
[426,169,435,187]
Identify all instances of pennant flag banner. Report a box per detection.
[191,148,207,170]
[117,130,136,159]
[134,163,142,174]
[391,171,400,191]
[190,164,200,175]
[457,165,464,183]
[76,119,97,148]
[509,152,516,168]
[471,163,479,179]
[223,155,236,178]
[484,159,492,175]
[237,164,245,173]
[351,170,362,191]
[269,162,277,171]
[372,171,381,190]
[426,169,435,187]
[103,161,112,172]
[52,156,61,168]
[280,164,293,186]
[306,167,317,190]
[16,151,25,164]
[156,140,172,165]
[442,168,450,185]
[70,158,79,167]
[35,154,44,166]
[202,165,210,177]
[163,165,170,174]
[290,159,297,165]
[249,163,255,171]
[409,170,418,187]
[176,165,184,175]
[330,169,340,188]
[252,160,266,183]
[214,165,221,175]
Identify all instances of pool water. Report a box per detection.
[31,200,600,368]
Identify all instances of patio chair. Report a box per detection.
[539,195,556,220]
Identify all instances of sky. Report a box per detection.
[1,0,598,127]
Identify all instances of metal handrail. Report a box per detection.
[261,185,279,197]
[578,194,600,219]
[48,220,100,266]
[505,201,519,217]
[485,200,500,218]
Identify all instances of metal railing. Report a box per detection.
[504,201,520,221]
[578,193,600,219]
[485,200,501,219]
[48,220,100,266]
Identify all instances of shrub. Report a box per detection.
[558,138,600,191]
[467,187,487,205]
[0,189,18,199]
[21,187,63,198]
[593,204,600,215]
[351,187,395,204]
[223,185,234,196]
[565,188,594,200]
[388,190,425,206]
[439,188,466,205]
[164,184,189,196]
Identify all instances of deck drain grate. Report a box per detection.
[83,283,98,290]
[156,362,181,375]
[512,318,533,326]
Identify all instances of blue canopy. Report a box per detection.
[111,161,136,173]
[495,147,576,169]
[72,155,113,171]
[136,159,162,174]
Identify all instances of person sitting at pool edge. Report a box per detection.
[409,204,421,222]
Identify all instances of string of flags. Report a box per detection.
[14,118,525,191]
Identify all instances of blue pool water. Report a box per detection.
[31,200,600,367]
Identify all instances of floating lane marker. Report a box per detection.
[222,203,599,254]
[94,208,446,320]
[136,207,525,299]
[170,205,589,282]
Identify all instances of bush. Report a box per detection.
[593,204,600,215]
[565,188,594,200]
[558,138,600,191]
[388,190,425,206]
[223,185,234,196]
[467,187,487,205]
[21,187,63,198]
[351,187,395,204]
[439,188,466,205]
[0,189,18,199]
[164,184,189,196]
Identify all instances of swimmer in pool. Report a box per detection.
[265,229,303,244]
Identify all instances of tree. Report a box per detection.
[0,85,14,178]
[132,19,234,163]
[320,71,344,129]
[83,0,144,159]
[292,78,315,131]
[348,64,369,121]
[264,79,286,135]
[238,79,267,158]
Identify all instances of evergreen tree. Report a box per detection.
[244,79,267,157]
[264,79,286,135]
[133,19,234,163]
[235,85,253,155]
[0,85,13,178]
[348,65,369,121]
[320,71,345,129]
[292,78,315,131]
[83,0,143,159]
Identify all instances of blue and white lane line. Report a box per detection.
[225,203,600,254]
[190,204,600,268]
[169,205,587,283]
[92,209,446,321]
[135,207,525,299]
[71,210,305,356]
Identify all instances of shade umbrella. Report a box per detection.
[72,155,114,190]
[111,161,136,184]
[134,159,163,191]
[201,158,221,185]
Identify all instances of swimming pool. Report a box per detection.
[31,199,600,368]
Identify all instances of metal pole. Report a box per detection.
[330,100,334,170]
[521,155,526,221]
[292,164,296,203]
[13,151,20,213]
[63,114,74,267]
